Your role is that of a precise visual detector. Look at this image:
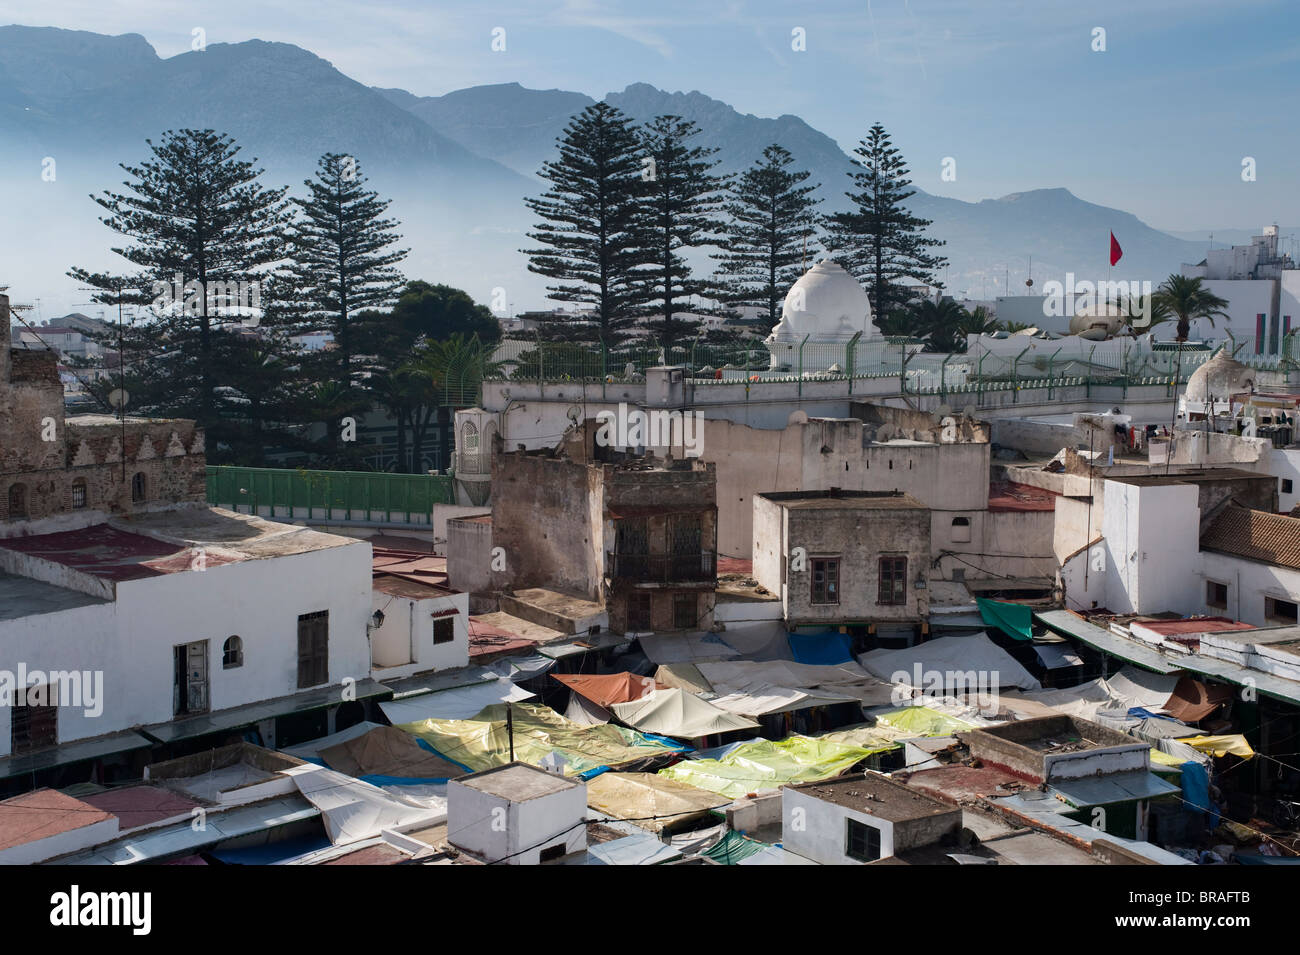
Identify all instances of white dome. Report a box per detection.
[1185,352,1255,403]
[768,259,877,343]
[1069,302,1125,340]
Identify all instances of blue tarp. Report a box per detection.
[211,833,332,865]
[787,630,853,665]
[1180,761,1219,829]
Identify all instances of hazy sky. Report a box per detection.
[3,0,1298,232]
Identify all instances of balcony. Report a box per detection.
[607,550,716,583]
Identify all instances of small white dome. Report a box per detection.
[1185,351,1255,403]
[1069,302,1125,340]
[769,259,877,343]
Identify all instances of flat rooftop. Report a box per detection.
[987,481,1058,512]
[788,772,955,823]
[0,789,114,850]
[0,508,354,582]
[456,762,581,801]
[1107,467,1272,487]
[0,570,109,621]
[758,490,926,511]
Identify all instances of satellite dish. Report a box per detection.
[108,388,130,410]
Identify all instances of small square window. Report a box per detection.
[845,818,882,862]
[1283,479,1294,495]
[1206,581,1228,610]
[433,616,455,645]
[1266,597,1298,624]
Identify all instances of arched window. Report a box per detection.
[461,422,481,473]
[131,472,146,503]
[71,479,87,509]
[952,516,971,543]
[7,483,27,520]
[222,636,243,669]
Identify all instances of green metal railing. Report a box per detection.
[207,466,456,525]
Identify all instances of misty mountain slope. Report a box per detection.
[375,82,596,179]
[909,188,1206,292]
[0,25,1214,318]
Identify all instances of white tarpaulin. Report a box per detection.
[859,633,1041,692]
[638,632,740,665]
[1106,666,1181,711]
[710,685,857,717]
[379,679,535,724]
[1000,678,1114,721]
[716,620,793,661]
[1001,666,1182,722]
[283,764,444,845]
[697,660,895,707]
[563,692,612,726]
[610,688,759,739]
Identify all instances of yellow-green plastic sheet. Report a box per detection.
[657,735,878,798]
[397,703,681,776]
[870,705,978,736]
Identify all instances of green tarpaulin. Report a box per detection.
[701,830,770,865]
[976,598,1033,641]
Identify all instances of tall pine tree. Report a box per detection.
[283,153,408,388]
[69,129,293,456]
[523,102,650,345]
[634,115,728,357]
[714,144,820,326]
[823,123,947,331]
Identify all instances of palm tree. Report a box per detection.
[1119,292,1172,338]
[958,304,1000,337]
[911,297,970,353]
[402,334,503,471]
[1153,274,1230,342]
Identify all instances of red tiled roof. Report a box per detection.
[1201,504,1300,570]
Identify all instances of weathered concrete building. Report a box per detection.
[782,772,962,864]
[0,294,206,525]
[458,422,718,635]
[752,489,931,634]
[0,293,384,789]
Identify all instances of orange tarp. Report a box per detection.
[553,672,662,708]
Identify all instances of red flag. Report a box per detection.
[1109,231,1123,266]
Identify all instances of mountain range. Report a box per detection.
[0,24,1219,319]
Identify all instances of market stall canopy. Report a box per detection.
[977,598,1034,641]
[396,703,683,777]
[1162,676,1235,723]
[610,688,760,739]
[553,672,660,708]
[318,725,466,782]
[859,633,1041,692]
[378,678,535,724]
[586,771,730,832]
[658,734,881,798]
